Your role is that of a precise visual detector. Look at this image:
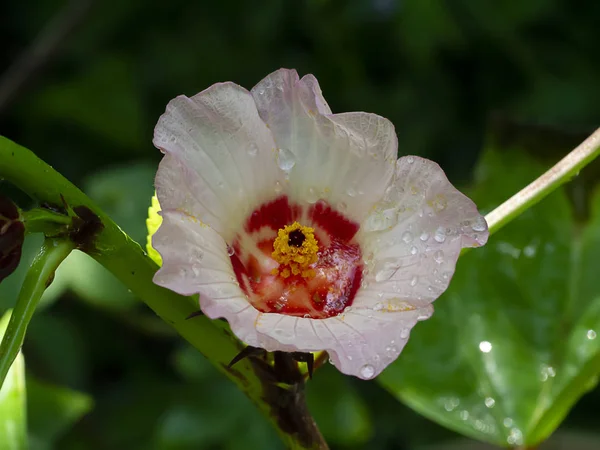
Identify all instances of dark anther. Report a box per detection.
[228,346,266,368]
[290,352,315,379]
[288,229,305,247]
[185,310,204,320]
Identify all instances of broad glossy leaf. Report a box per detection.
[379,147,600,447]
[0,310,27,450]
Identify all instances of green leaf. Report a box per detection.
[27,377,93,450]
[378,145,600,447]
[0,310,27,450]
[306,365,373,446]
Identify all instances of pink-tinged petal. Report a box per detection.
[251,305,433,379]
[154,82,282,241]
[358,156,489,310]
[152,210,262,345]
[251,69,396,222]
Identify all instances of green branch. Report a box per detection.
[0,136,327,450]
[0,238,74,387]
[485,127,600,235]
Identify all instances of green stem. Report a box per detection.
[22,208,71,234]
[0,135,327,450]
[0,238,74,387]
[485,127,600,235]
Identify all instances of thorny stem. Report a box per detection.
[0,238,74,387]
[0,136,328,450]
[485,127,600,235]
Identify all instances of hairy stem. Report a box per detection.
[0,238,74,387]
[485,127,600,235]
[0,136,327,450]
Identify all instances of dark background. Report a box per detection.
[1,0,600,449]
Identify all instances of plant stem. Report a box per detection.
[0,135,328,450]
[0,238,74,387]
[485,127,600,235]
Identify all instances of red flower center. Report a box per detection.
[229,196,363,319]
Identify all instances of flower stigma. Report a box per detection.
[271,222,318,279]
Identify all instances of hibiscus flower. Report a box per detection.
[150,69,488,379]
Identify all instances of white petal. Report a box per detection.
[358,156,489,309]
[154,82,282,241]
[251,69,396,222]
[252,305,433,379]
[152,210,262,346]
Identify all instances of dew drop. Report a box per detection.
[347,355,353,360]
[346,187,357,197]
[385,345,398,355]
[479,341,492,353]
[503,418,513,428]
[471,216,487,232]
[459,410,469,421]
[400,329,409,339]
[406,156,414,164]
[227,245,235,256]
[306,187,319,203]
[336,201,348,213]
[419,232,430,242]
[277,148,296,171]
[360,364,375,379]
[434,227,446,243]
[587,329,597,340]
[434,250,444,264]
[410,275,418,287]
[485,397,495,408]
[373,302,384,311]
[248,143,258,156]
[274,181,283,193]
[402,231,413,243]
[410,246,418,255]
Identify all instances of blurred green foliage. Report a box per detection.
[1,0,600,449]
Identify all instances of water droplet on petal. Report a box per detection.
[360,364,375,379]
[373,302,384,311]
[419,232,430,242]
[346,187,357,197]
[277,148,296,171]
[227,245,235,256]
[336,201,347,213]
[406,156,414,164]
[402,231,413,243]
[347,355,353,360]
[434,250,444,264]
[410,275,418,287]
[410,246,418,255]
[274,181,283,193]
[400,329,409,339]
[306,187,319,203]
[472,216,487,232]
[434,227,446,243]
[248,143,258,156]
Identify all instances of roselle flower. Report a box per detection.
[151,69,488,379]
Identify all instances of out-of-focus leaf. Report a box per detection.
[31,56,146,151]
[26,315,89,388]
[27,376,93,450]
[379,145,600,447]
[83,163,156,245]
[0,310,27,450]
[307,365,373,446]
